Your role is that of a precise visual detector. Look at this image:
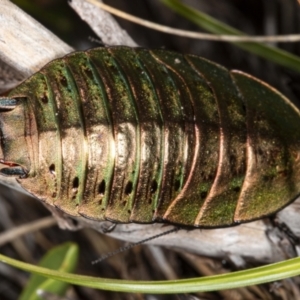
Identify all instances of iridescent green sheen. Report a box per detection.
[1,46,300,228]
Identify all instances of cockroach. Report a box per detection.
[1,46,300,228]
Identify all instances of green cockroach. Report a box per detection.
[1,46,300,228]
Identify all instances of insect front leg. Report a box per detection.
[0,98,18,111]
[0,159,28,178]
[0,97,31,179]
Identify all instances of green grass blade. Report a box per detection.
[1,252,300,294]
[19,242,79,300]
[160,0,300,73]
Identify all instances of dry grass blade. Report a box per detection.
[85,0,300,43]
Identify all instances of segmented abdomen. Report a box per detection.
[11,47,300,227]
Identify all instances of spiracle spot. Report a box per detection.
[229,154,236,165]
[40,94,48,104]
[174,179,181,192]
[72,177,79,196]
[98,180,106,195]
[49,164,55,175]
[73,177,79,188]
[125,181,133,195]
[150,179,158,194]
[233,186,241,193]
[200,191,207,199]
[207,173,214,181]
[60,76,68,88]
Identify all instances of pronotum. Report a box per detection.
[1,46,300,228]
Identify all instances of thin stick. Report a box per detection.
[0,216,57,247]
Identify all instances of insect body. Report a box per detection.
[1,46,300,228]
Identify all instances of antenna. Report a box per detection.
[92,226,179,265]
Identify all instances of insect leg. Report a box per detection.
[0,160,28,178]
[0,98,18,111]
[101,222,117,233]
